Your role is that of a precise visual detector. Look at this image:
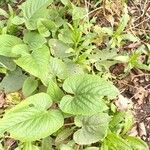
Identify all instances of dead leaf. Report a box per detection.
[0,91,5,108]
[115,95,133,111]
[138,122,147,137]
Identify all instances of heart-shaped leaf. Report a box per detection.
[73,113,110,145]
[0,93,64,141]
[14,45,50,81]
[20,0,53,30]
[0,68,27,93]
[60,74,119,115]
[0,35,23,57]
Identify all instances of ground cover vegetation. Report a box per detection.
[0,0,150,149]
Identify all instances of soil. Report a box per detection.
[117,69,150,146]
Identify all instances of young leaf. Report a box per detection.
[126,136,149,150]
[41,136,52,150]
[22,77,38,97]
[37,20,50,37]
[55,128,73,144]
[49,39,72,58]
[60,74,119,115]
[0,68,26,93]
[122,111,134,135]
[72,5,87,20]
[0,56,16,71]
[47,79,64,102]
[20,0,53,30]
[60,0,70,6]
[115,4,129,35]
[0,35,23,57]
[0,8,9,18]
[109,112,126,131]
[0,93,64,141]
[49,57,68,79]
[73,113,110,145]
[23,32,46,49]
[14,45,50,81]
[106,133,132,150]
[22,142,39,150]
[12,16,25,25]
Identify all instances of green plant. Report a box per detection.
[0,0,149,149]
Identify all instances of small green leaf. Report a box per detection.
[122,33,139,42]
[23,32,46,49]
[0,68,26,93]
[109,112,126,130]
[0,56,16,71]
[122,111,134,135]
[73,113,110,145]
[72,5,87,20]
[49,39,72,58]
[41,136,52,150]
[49,57,68,79]
[22,77,38,97]
[0,93,64,141]
[55,128,73,143]
[115,4,129,35]
[126,136,149,150]
[60,0,70,6]
[106,133,132,150]
[12,16,25,25]
[37,19,50,37]
[0,34,23,57]
[47,80,64,102]
[60,74,119,115]
[0,8,9,18]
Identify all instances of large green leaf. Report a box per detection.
[0,68,27,93]
[73,113,110,145]
[14,45,50,81]
[0,93,64,141]
[0,35,23,57]
[20,0,53,30]
[60,74,119,115]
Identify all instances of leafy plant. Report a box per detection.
[0,0,149,149]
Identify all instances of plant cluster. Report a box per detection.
[0,0,149,149]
